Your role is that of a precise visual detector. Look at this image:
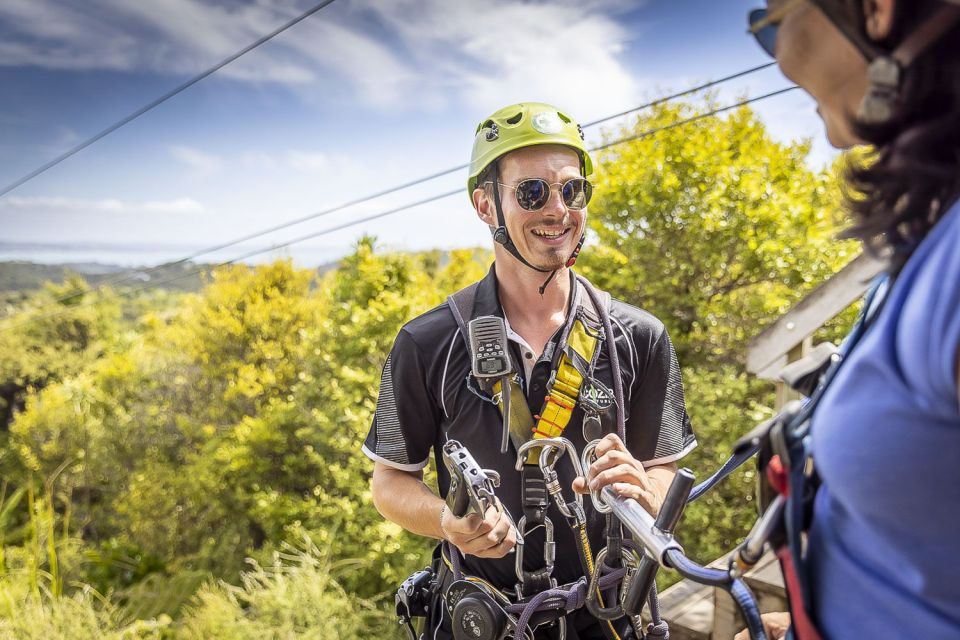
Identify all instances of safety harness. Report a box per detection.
[440,273,650,640]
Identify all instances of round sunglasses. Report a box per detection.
[748,0,807,58]
[749,8,778,58]
[492,178,593,211]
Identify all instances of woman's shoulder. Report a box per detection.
[893,200,960,406]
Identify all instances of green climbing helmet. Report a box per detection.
[466,102,594,203]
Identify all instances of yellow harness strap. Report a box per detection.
[494,316,600,464]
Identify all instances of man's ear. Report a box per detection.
[474,188,497,227]
[863,0,896,40]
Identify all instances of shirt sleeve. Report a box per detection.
[362,328,441,471]
[627,327,697,466]
[899,206,960,410]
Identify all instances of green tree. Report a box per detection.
[580,98,857,365]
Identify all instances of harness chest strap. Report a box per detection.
[446,279,608,463]
[492,314,602,464]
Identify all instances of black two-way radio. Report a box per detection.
[468,316,511,378]
[468,316,514,453]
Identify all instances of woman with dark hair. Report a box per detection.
[733,1,960,638]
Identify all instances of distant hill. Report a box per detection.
[0,261,216,293]
[0,260,343,294]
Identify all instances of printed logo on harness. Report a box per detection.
[532,111,563,135]
[580,377,614,413]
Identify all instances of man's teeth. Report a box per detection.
[533,229,567,237]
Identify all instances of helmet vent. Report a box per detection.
[505,112,523,125]
[558,112,572,124]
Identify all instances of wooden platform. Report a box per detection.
[656,551,785,640]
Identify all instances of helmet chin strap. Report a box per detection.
[489,161,587,296]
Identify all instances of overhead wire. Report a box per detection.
[32,61,785,306]
[1,85,798,333]
[0,0,340,199]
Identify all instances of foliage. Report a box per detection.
[579,98,858,366]
[178,537,395,640]
[0,574,170,640]
[4,242,489,624]
[0,278,121,434]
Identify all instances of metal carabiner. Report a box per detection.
[516,437,586,522]
[585,546,641,621]
[514,515,556,588]
[581,439,612,513]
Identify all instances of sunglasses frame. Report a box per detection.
[748,0,807,58]
[488,177,593,212]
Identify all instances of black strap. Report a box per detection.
[447,283,479,353]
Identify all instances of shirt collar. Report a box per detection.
[475,262,586,354]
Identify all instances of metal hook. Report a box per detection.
[581,439,612,513]
[515,438,586,521]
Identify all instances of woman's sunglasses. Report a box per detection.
[493,178,593,211]
[748,0,806,58]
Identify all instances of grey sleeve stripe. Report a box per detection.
[374,354,411,465]
[652,338,689,460]
[644,439,697,467]
[362,444,428,472]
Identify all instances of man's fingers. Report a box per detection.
[593,433,627,457]
[463,515,516,558]
[587,449,640,481]
[609,482,659,516]
[590,463,646,490]
[571,476,588,494]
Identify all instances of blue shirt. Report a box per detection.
[809,201,960,638]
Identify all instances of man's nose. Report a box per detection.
[541,186,567,216]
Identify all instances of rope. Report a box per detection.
[505,567,629,636]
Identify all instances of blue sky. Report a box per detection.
[0,0,833,267]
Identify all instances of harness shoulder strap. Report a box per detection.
[446,283,479,352]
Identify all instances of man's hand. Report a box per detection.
[572,433,664,517]
[441,499,517,559]
[734,611,791,640]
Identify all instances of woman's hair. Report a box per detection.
[839,0,960,266]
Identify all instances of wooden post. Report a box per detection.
[774,336,812,410]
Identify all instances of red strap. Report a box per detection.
[766,454,788,496]
[776,547,823,640]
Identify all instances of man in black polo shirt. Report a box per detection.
[363,102,696,639]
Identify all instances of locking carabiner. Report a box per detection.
[516,437,585,523]
[585,546,641,620]
[514,515,556,597]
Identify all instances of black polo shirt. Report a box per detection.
[363,265,696,590]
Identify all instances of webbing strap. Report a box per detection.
[447,280,605,464]
[490,316,599,464]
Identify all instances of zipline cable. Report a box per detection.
[29,62,785,306]
[1,85,798,333]
[0,0,340,199]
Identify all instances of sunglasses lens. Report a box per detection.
[562,179,592,210]
[515,179,549,210]
[748,8,778,58]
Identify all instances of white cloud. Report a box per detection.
[0,0,642,115]
[361,0,643,116]
[169,145,224,176]
[285,151,331,173]
[142,197,207,214]
[1,195,209,216]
